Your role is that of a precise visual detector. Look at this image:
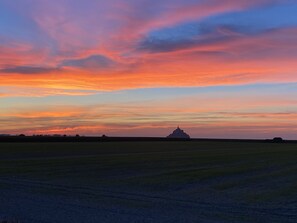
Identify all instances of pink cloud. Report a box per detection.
[0,0,296,97]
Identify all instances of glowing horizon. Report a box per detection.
[1,0,297,139]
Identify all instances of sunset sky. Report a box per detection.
[1,0,297,139]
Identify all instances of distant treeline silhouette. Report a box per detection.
[0,135,295,143]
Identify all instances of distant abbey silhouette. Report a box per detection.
[167,126,190,139]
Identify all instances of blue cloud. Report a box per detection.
[202,2,297,34]
[0,66,60,74]
[138,25,240,53]
[60,55,116,70]
[138,1,297,54]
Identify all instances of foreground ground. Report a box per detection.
[0,141,297,222]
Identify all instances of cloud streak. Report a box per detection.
[1,83,297,138]
[0,3,296,93]
[60,55,116,70]
[0,66,60,74]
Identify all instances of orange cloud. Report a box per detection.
[1,90,296,138]
[0,42,49,67]
[1,25,296,97]
[1,1,296,98]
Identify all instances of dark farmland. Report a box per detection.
[0,141,297,222]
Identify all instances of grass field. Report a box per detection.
[0,141,297,222]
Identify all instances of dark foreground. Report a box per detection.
[0,141,297,222]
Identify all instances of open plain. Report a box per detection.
[0,141,297,222]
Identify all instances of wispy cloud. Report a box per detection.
[0,1,296,93]
[60,55,116,70]
[0,66,60,74]
[1,83,297,138]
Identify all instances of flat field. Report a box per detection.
[0,141,297,222]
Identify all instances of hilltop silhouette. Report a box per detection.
[167,127,190,139]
